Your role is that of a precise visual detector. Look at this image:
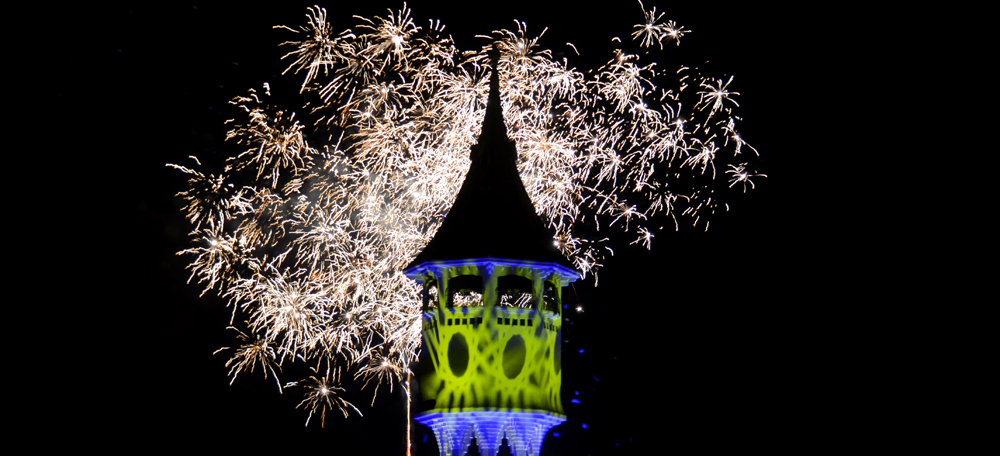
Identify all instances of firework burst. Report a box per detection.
[632,0,688,49]
[288,366,361,427]
[171,1,763,424]
[215,327,283,392]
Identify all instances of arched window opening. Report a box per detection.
[448,274,483,307]
[497,275,533,308]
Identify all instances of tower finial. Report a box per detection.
[489,42,501,102]
[472,42,511,166]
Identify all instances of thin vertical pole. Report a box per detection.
[406,369,412,456]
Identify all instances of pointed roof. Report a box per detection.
[405,45,576,272]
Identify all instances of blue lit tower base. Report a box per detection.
[416,411,564,456]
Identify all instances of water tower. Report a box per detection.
[403,47,581,456]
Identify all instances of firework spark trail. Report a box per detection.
[171,1,763,424]
[215,327,283,392]
[289,366,362,427]
[727,163,767,192]
[632,0,688,49]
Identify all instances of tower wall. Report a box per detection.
[406,260,577,456]
[418,306,563,414]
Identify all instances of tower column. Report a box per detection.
[432,267,452,323]
[531,270,544,314]
[552,272,563,318]
[422,273,433,312]
[481,262,499,314]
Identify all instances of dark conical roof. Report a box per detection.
[405,46,576,272]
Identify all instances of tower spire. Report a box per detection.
[404,42,574,271]
[471,43,512,166]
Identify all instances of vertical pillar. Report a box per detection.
[421,273,432,313]
[552,273,563,318]
[482,262,498,315]
[531,270,543,314]
[433,267,451,324]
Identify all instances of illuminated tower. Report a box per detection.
[404,47,580,456]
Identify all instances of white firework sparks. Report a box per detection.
[632,0,688,49]
[171,1,763,424]
[726,163,767,192]
[288,366,362,427]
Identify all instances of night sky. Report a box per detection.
[66,2,840,453]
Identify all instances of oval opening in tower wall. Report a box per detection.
[503,335,526,379]
[448,333,469,377]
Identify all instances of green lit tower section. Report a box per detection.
[404,46,581,456]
